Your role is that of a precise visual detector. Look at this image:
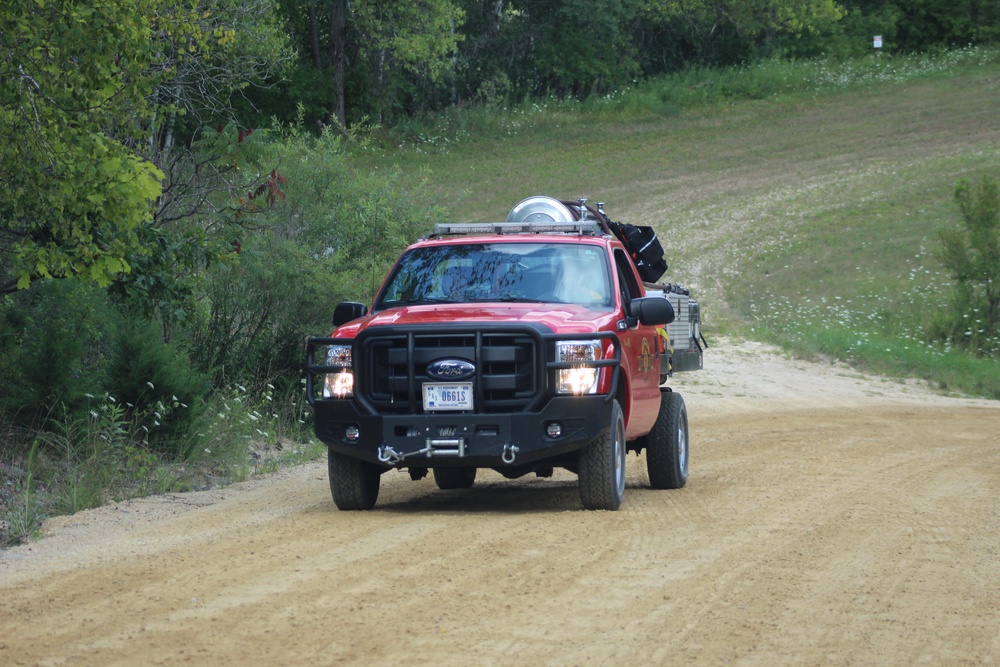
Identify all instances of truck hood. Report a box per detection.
[332,303,618,337]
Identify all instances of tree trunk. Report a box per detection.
[329,0,347,128]
[308,5,322,69]
[491,0,504,34]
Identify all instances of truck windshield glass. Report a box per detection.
[376,243,613,309]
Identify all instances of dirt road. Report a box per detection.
[2,338,998,666]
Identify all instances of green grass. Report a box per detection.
[0,383,324,548]
[356,47,1000,399]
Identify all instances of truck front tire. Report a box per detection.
[646,391,689,489]
[578,399,626,510]
[328,449,381,510]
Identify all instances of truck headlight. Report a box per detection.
[323,345,354,398]
[556,340,602,395]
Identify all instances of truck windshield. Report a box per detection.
[376,242,613,309]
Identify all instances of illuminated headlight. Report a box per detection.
[556,340,602,395]
[323,345,354,398]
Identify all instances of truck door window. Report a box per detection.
[614,249,640,305]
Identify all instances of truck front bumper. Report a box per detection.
[312,395,614,469]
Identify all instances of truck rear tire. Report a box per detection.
[432,467,477,490]
[646,391,689,489]
[328,449,381,510]
[578,399,626,510]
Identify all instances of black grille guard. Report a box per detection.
[306,323,622,413]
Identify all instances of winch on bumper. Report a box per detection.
[309,393,615,468]
[306,324,622,471]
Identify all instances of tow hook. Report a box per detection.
[378,445,403,464]
[502,443,519,464]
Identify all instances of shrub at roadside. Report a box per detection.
[928,175,1000,357]
[0,280,111,427]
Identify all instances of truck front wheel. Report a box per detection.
[646,391,689,489]
[578,399,626,510]
[328,449,381,510]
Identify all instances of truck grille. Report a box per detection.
[356,326,543,414]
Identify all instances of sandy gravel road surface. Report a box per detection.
[2,337,998,666]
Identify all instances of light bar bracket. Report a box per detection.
[432,221,603,237]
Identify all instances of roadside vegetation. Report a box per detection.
[3,0,999,546]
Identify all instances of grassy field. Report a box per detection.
[360,54,1000,398]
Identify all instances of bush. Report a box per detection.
[184,238,344,390]
[932,175,1000,356]
[176,123,447,392]
[104,316,210,458]
[0,280,211,457]
[0,279,112,427]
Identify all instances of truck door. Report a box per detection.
[613,248,662,437]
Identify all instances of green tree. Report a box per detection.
[505,0,639,97]
[835,0,1000,52]
[145,0,294,149]
[893,0,1000,48]
[266,0,464,128]
[935,175,1000,355]
[180,123,446,389]
[1,0,293,296]
[636,0,845,68]
[352,0,466,118]
[1,0,166,293]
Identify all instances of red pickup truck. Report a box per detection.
[307,197,703,511]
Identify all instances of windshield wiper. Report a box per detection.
[381,297,458,307]
[456,295,559,304]
[496,296,550,303]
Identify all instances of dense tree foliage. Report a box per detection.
[1,0,164,293]
[0,0,292,295]
[240,0,1000,129]
[245,0,464,127]
[0,0,432,438]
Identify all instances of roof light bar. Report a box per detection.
[433,221,603,236]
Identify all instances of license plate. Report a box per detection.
[422,382,473,411]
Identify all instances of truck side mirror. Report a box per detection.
[628,297,674,325]
[333,301,368,327]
